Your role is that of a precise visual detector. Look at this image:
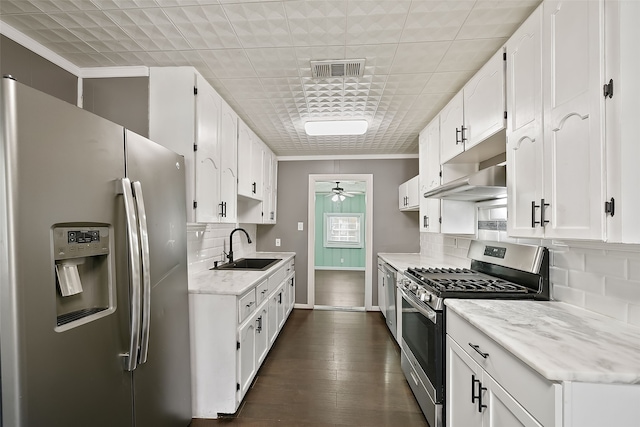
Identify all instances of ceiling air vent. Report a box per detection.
[311,59,365,78]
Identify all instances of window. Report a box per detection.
[324,213,364,248]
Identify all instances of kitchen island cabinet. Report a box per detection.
[445,299,640,427]
[188,253,295,418]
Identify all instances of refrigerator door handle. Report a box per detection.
[121,178,142,372]
[132,181,151,365]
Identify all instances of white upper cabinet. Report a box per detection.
[440,92,465,163]
[399,176,419,211]
[149,67,236,224]
[542,0,605,240]
[506,5,544,239]
[440,50,507,164]
[463,49,507,152]
[419,118,442,233]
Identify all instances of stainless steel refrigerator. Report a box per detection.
[0,76,192,427]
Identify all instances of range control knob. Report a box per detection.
[409,283,419,292]
[420,292,432,303]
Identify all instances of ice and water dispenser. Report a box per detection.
[53,225,115,331]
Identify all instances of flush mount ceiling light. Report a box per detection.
[304,120,369,136]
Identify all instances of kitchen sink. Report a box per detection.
[211,258,281,271]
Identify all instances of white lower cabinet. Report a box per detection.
[447,308,640,427]
[189,260,295,418]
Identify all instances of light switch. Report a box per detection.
[275,238,281,247]
[297,222,304,231]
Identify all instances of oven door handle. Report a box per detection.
[400,289,438,324]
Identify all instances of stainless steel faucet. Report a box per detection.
[227,228,252,263]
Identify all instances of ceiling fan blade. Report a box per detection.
[342,192,355,197]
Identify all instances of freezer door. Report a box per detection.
[0,79,133,426]
[124,130,191,427]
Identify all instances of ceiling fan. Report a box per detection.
[326,182,355,201]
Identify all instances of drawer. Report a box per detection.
[446,309,558,427]
[285,259,295,275]
[238,289,256,324]
[256,279,269,305]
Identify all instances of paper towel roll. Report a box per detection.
[56,262,84,297]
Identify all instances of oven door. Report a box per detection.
[400,289,444,403]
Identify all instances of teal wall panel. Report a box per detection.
[314,194,366,268]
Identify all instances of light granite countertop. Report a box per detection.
[189,252,295,296]
[377,252,463,274]
[445,299,640,384]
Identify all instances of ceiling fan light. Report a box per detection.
[332,194,339,202]
[304,120,368,136]
[339,195,346,201]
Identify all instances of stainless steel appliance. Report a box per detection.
[382,262,397,339]
[399,240,549,427]
[0,77,191,427]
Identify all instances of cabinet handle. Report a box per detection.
[252,182,256,194]
[223,201,227,217]
[540,198,550,227]
[461,125,468,143]
[423,215,428,228]
[455,127,461,144]
[531,201,540,228]
[471,374,480,404]
[278,293,282,304]
[256,316,262,333]
[478,383,487,413]
[468,343,489,359]
[246,301,255,308]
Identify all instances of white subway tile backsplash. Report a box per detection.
[584,293,628,322]
[443,237,458,247]
[629,260,640,281]
[628,304,640,328]
[585,253,626,278]
[549,266,568,286]
[551,285,585,306]
[553,250,586,271]
[605,278,640,301]
[568,270,604,295]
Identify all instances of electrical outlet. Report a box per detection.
[297,222,304,231]
[275,238,281,247]
[340,258,344,263]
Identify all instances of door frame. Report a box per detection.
[307,174,374,310]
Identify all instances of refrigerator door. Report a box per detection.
[0,79,133,426]
[124,130,192,427]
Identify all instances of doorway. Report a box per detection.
[307,174,373,311]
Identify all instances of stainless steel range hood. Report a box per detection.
[423,165,506,202]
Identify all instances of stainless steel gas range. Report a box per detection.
[399,240,550,427]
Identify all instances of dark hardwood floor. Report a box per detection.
[314,270,365,308]
[191,309,429,427]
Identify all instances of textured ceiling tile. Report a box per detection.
[91,0,160,10]
[146,49,206,66]
[436,38,507,72]
[198,48,257,78]
[0,0,42,14]
[223,1,291,48]
[345,43,396,76]
[0,11,65,31]
[400,0,474,43]
[61,51,115,67]
[284,0,347,47]
[219,77,266,99]
[346,0,411,45]
[104,8,190,51]
[294,45,345,77]
[261,76,304,98]
[412,92,453,113]
[390,40,451,74]
[384,73,432,95]
[422,70,474,94]
[102,49,158,66]
[245,47,299,78]
[48,11,145,52]
[163,4,240,49]
[457,0,541,40]
[32,0,99,13]
[156,0,219,5]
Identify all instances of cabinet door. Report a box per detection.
[506,5,544,238]
[398,181,408,209]
[420,120,442,233]
[255,306,269,366]
[238,318,256,398]
[270,156,278,223]
[483,374,543,427]
[267,292,278,346]
[251,136,264,200]
[446,337,483,427]
[440,92,465,163]
[219,101,237,223]
[237,121,253,198]
[277,288,286,330]
[195,75,222,224]
[377,267,386,316]
[286,275,295,316]
[464,49,506,151]
[406,176,420,208]
[542,0,605,240]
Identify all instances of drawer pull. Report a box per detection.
[246,301,255,308]
[469,343,489,359]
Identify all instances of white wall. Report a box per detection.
[187,223,257,275]
[420,206,640,328]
